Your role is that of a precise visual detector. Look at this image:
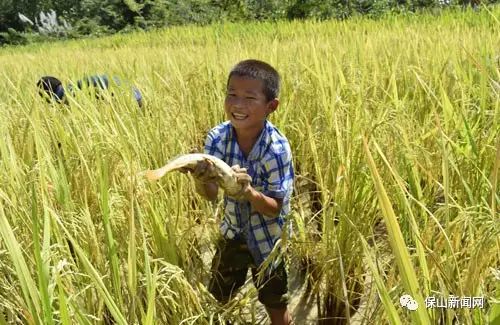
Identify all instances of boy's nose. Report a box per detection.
[231,98,245,109]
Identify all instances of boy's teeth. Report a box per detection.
[233,113,247,120]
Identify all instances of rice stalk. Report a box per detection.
[54,212,127,325]
[363,137,431,325]
[97,155,125,310]
[0,205,41,324]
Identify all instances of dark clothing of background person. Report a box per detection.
[37,75,143,108]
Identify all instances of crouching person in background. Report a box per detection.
[36,74,143,108]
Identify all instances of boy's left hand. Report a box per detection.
[230,165,252,201]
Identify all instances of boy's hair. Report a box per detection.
[228,59,280,101]
[37,76,64,101]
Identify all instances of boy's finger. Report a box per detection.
[193,161,207,176]
[235,173,252,183]
[206,163,217,176]
[178,167,191,174]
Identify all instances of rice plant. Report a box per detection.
[0,7,498,324]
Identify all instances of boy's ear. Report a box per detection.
[267,98,279,114]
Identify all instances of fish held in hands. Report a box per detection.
[141,153,243,195]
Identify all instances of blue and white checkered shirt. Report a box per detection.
[204,120,294,266]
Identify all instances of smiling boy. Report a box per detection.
[192,59,294,324]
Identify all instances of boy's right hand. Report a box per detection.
[180,160,218,184]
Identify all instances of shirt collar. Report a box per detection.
[229,120,271,161]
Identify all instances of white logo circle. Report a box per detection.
[400,294,419,311]
[400,294,412,307]
[407,299,419,311]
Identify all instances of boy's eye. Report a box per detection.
[246,96,256,100]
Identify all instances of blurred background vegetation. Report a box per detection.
[0,0,498,46]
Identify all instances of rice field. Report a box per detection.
[0,7,499,325]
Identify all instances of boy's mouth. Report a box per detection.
[232,112,248,120]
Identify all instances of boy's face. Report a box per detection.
[224,76,278,134]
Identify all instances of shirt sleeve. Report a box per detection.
[132,87,142,102]
[261,145,294,199]
[203,128,224,160]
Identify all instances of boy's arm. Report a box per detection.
[232,143,293,218]
[231,166,283,218]
[244,187,283,218]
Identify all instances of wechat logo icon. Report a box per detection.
[400,294,419,311]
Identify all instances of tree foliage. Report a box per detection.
[0,0,498,45]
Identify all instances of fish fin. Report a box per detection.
[144,169,162,181]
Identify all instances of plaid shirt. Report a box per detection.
[204,120,294,266]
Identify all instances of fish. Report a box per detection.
[141,153,243,195]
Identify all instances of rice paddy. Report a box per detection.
[0,7,498,325]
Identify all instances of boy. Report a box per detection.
[192,59,294,325]
[36,75,143,108]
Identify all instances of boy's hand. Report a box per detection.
[180,160,218,184]
[229,165,252,201]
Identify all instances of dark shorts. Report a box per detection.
[208,238,289,309]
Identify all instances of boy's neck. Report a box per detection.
[233,123,265,157]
